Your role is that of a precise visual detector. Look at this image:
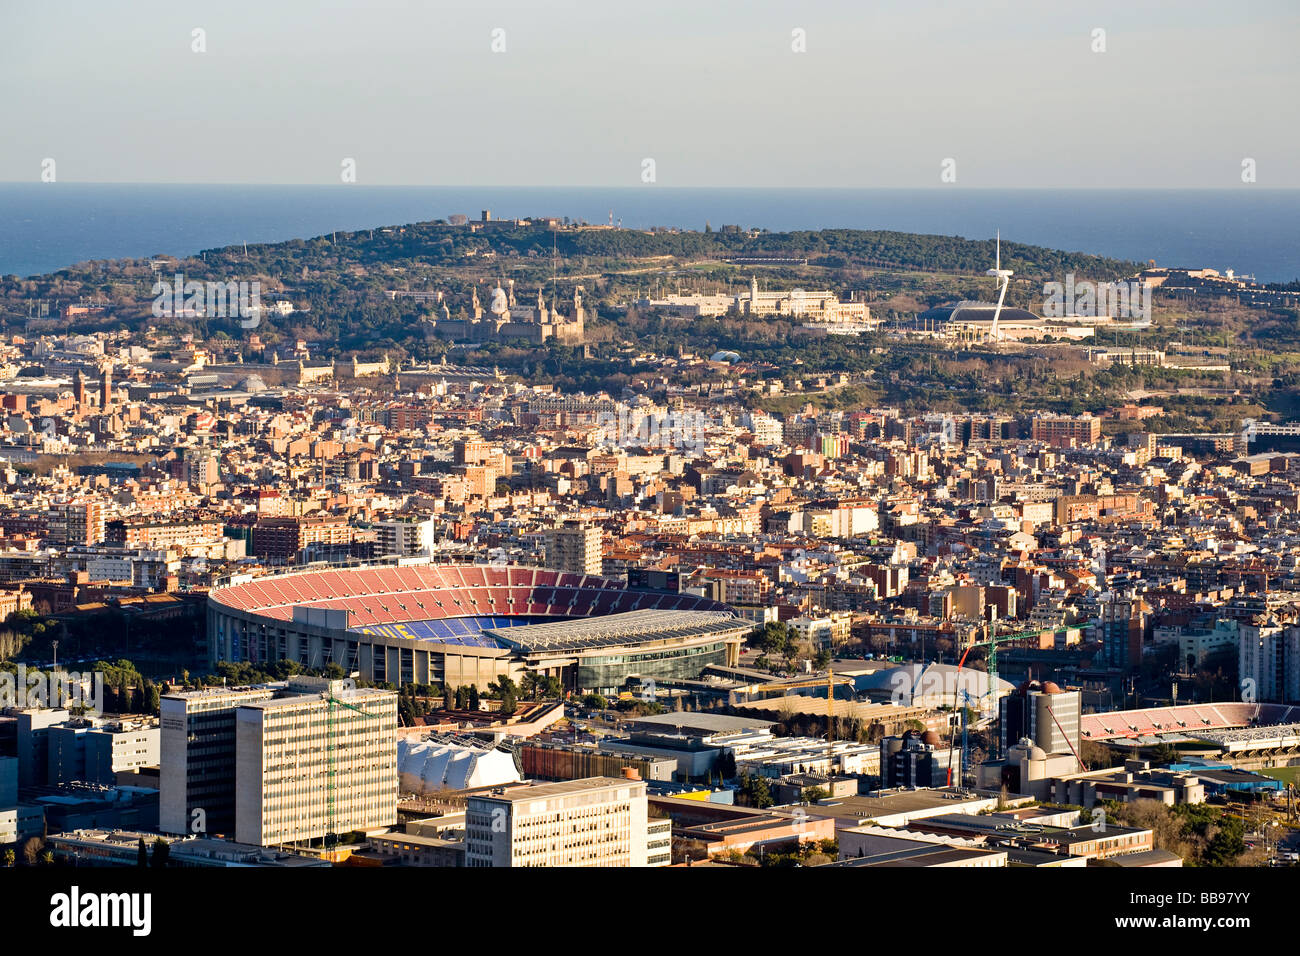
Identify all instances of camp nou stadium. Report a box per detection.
[207,564,751,695]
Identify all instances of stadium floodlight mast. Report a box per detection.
[986,231,1013,343]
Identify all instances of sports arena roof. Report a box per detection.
[917,301,1043,326]
[487,608,746,654]
[1185,723,1300,752]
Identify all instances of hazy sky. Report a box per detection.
[2,0,1297,187]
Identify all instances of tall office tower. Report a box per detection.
[235,678,397,847]
[159,686,276,836]
[999,682,1083,758]
[465,777,660,867]
[544,521,602,576]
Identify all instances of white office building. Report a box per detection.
[465,776,662,867]
[235,678,398,847]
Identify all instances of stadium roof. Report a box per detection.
[487,608,747,653]
[917,301,1042,326]
[1186,723,1300,751]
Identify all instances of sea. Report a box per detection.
[1,184,1298,284]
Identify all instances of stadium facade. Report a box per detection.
[207,564,750,695]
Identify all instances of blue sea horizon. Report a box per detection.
[1,183,1297,284]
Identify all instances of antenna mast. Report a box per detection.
[986,230,1014,343]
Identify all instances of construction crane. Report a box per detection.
[948,687,975,788]
[826,663,836,778]
[960,627,1049,703]
[322,688,383,847]
[945,627,1048,785]
[728,672,855,707]
[727,667,848,782]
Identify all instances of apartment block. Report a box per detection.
[544,522,602,576]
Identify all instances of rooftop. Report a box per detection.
[467,776,646,804]
[488,607,747,653]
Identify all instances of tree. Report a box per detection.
[753,621,790,656]
[21,837,41,866]
[813,649,832,670]
[469,685,481,710]
[150,837,170,868]
[488,676,518,715]
[520,672,540,701]
[142,678,161,714]
[2,848,14,867]
[1149,742,1179,766]
[739,773,773,809]
[137,836,148,868]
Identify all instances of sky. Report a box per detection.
[1,0,1298,188]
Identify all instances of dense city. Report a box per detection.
[2,253,1299,877]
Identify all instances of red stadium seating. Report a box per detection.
[211,564,735,632]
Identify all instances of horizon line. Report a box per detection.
[1,181,1294,191]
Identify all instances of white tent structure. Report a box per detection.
[860,663,1015,713]
[397,738,522,794]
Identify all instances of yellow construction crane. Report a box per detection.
[322,689,383,847]
[731,672,855,705]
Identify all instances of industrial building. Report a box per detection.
[880,731,961,789]
[396,737,521,794]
